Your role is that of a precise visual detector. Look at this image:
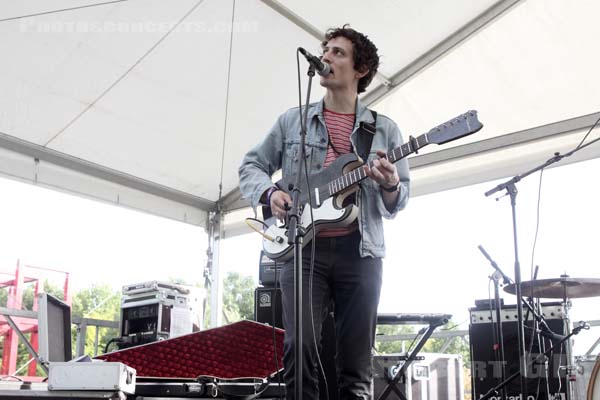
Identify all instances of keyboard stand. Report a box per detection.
[375,313,451,400]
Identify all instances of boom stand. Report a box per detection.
[286,64,316,400]
[484,149,585,396]
[478,244,512,400]
[489,180,529,395]
[491,270,507,400]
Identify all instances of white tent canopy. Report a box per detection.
[1,0,599,232]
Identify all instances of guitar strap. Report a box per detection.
[354,110,378,164]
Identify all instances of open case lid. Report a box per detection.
[37,293,72,364]
[96,320,284,380]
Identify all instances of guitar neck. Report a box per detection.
[308,110,481,204]
[323,133,429,197]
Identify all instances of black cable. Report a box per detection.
[538,298,551,399]
[296,50,305,134]
[103,337,119,353]
[535,330,552,399]
[440,318,468,331]
[0,0,127,23]
[271,260,283,392]
[44,0,207,147]
[526,169,545,398]
[529,169,544,285]
[556,342,564,394]
[572,113,600,152]
[487,279,502,384]
[0,374,24,382]
[523,306,542,399]
[405,330,422,355]
[217,0,236,201]
[557,114,600,161]
[305,142,329,400]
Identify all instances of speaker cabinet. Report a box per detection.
[254,287,283,329]
[469,302,567,400]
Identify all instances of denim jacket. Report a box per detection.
[238,99,410,258]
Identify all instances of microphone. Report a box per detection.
[477,245,493,263]
[298,47,331,77]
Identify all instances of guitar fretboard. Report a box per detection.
[324,133,429,197]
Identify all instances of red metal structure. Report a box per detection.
[0,260,70,377]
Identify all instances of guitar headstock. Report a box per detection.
[427,110,482,145]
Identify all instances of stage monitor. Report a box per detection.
[37,293,72,363]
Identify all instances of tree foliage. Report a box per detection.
[375,321,471,365]
[70,284,121,356]
[202,271,256,325]
[221,272,255,322]
[374,324,416,354]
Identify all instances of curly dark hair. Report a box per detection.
[322,25,379,94]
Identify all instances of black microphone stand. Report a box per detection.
[287,62,316,400]
[483,134,600,396]
[478,245,508,400]
[486,177,529,396]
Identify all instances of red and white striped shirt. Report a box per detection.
[323,108,354,167]
[319,108,358,237]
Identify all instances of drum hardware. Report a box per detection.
[504,277,600,299]
[483,130,599,395]
[472,270,596,399]
[479,321,590,400]
[504,275,600,399]
[477,247,569,399]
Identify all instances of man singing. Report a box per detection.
[239,25,410,399]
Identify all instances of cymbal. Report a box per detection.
[504,277,600,299]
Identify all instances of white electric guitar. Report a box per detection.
[262,110,483,261]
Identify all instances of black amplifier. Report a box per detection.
[258,251,282,287]
[254,287,283,329]
[469,301,567,400]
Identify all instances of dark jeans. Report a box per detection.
[279,230,383,400]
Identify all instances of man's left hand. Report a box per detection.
[365,150,399,190]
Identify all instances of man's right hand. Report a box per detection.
[270,190,292,221]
